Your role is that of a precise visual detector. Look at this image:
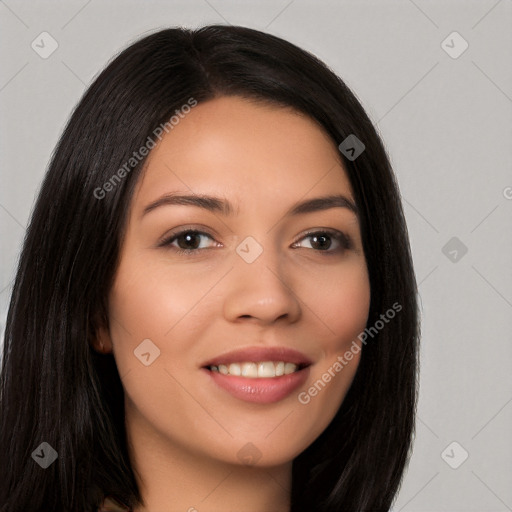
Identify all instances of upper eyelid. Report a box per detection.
[157,224,215,242]
[294,229,352,249]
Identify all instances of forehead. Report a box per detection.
[133,96,353,212]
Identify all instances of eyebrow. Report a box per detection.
[142,192,358,219]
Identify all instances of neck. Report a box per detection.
[125,402,292,512]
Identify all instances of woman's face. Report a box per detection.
[96,95,370,467]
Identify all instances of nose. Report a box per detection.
[222,248,302,326]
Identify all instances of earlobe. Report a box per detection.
[91,324,113,354]
[90,312,113,354]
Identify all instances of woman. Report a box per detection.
[0,25,419,512]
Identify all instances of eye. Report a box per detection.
[159,227,352,256]
[292,229,352,254]
[159,229,219,255]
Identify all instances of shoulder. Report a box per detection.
[97,495,132,512]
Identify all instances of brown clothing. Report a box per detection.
[97,496,132,511]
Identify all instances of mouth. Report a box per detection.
[201,347,313,404]
[206,361,309,378]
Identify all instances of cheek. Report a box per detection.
[107,254,218,349]
[305,258,371,354]
[105,256,218,444]
[292,260,369,438]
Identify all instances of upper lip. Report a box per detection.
[201,346,314,368]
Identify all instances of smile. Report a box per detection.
[208,361,303,378]
[201,346,313,404]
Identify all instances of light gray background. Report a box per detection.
[1,1,511,510]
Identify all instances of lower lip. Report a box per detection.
[204,367,310,404]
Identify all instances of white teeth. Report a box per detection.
[228,363,241,376]
[241,362,258,378]
[284,362,297,375]
[258,361,275,378]
[210,361,299,378]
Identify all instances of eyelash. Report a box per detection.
[159,228,353,256]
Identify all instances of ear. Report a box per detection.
[90,310,113,354]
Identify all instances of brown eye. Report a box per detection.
[160,230,217,254]
[309,233,332,250]
[293,230,352,254]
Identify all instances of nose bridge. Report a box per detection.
[222,234,301,324]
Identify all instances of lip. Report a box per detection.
[203,366,310,404]
[201,346,313,404]
[201,346,313,368]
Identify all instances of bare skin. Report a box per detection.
[93,96,371,512]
